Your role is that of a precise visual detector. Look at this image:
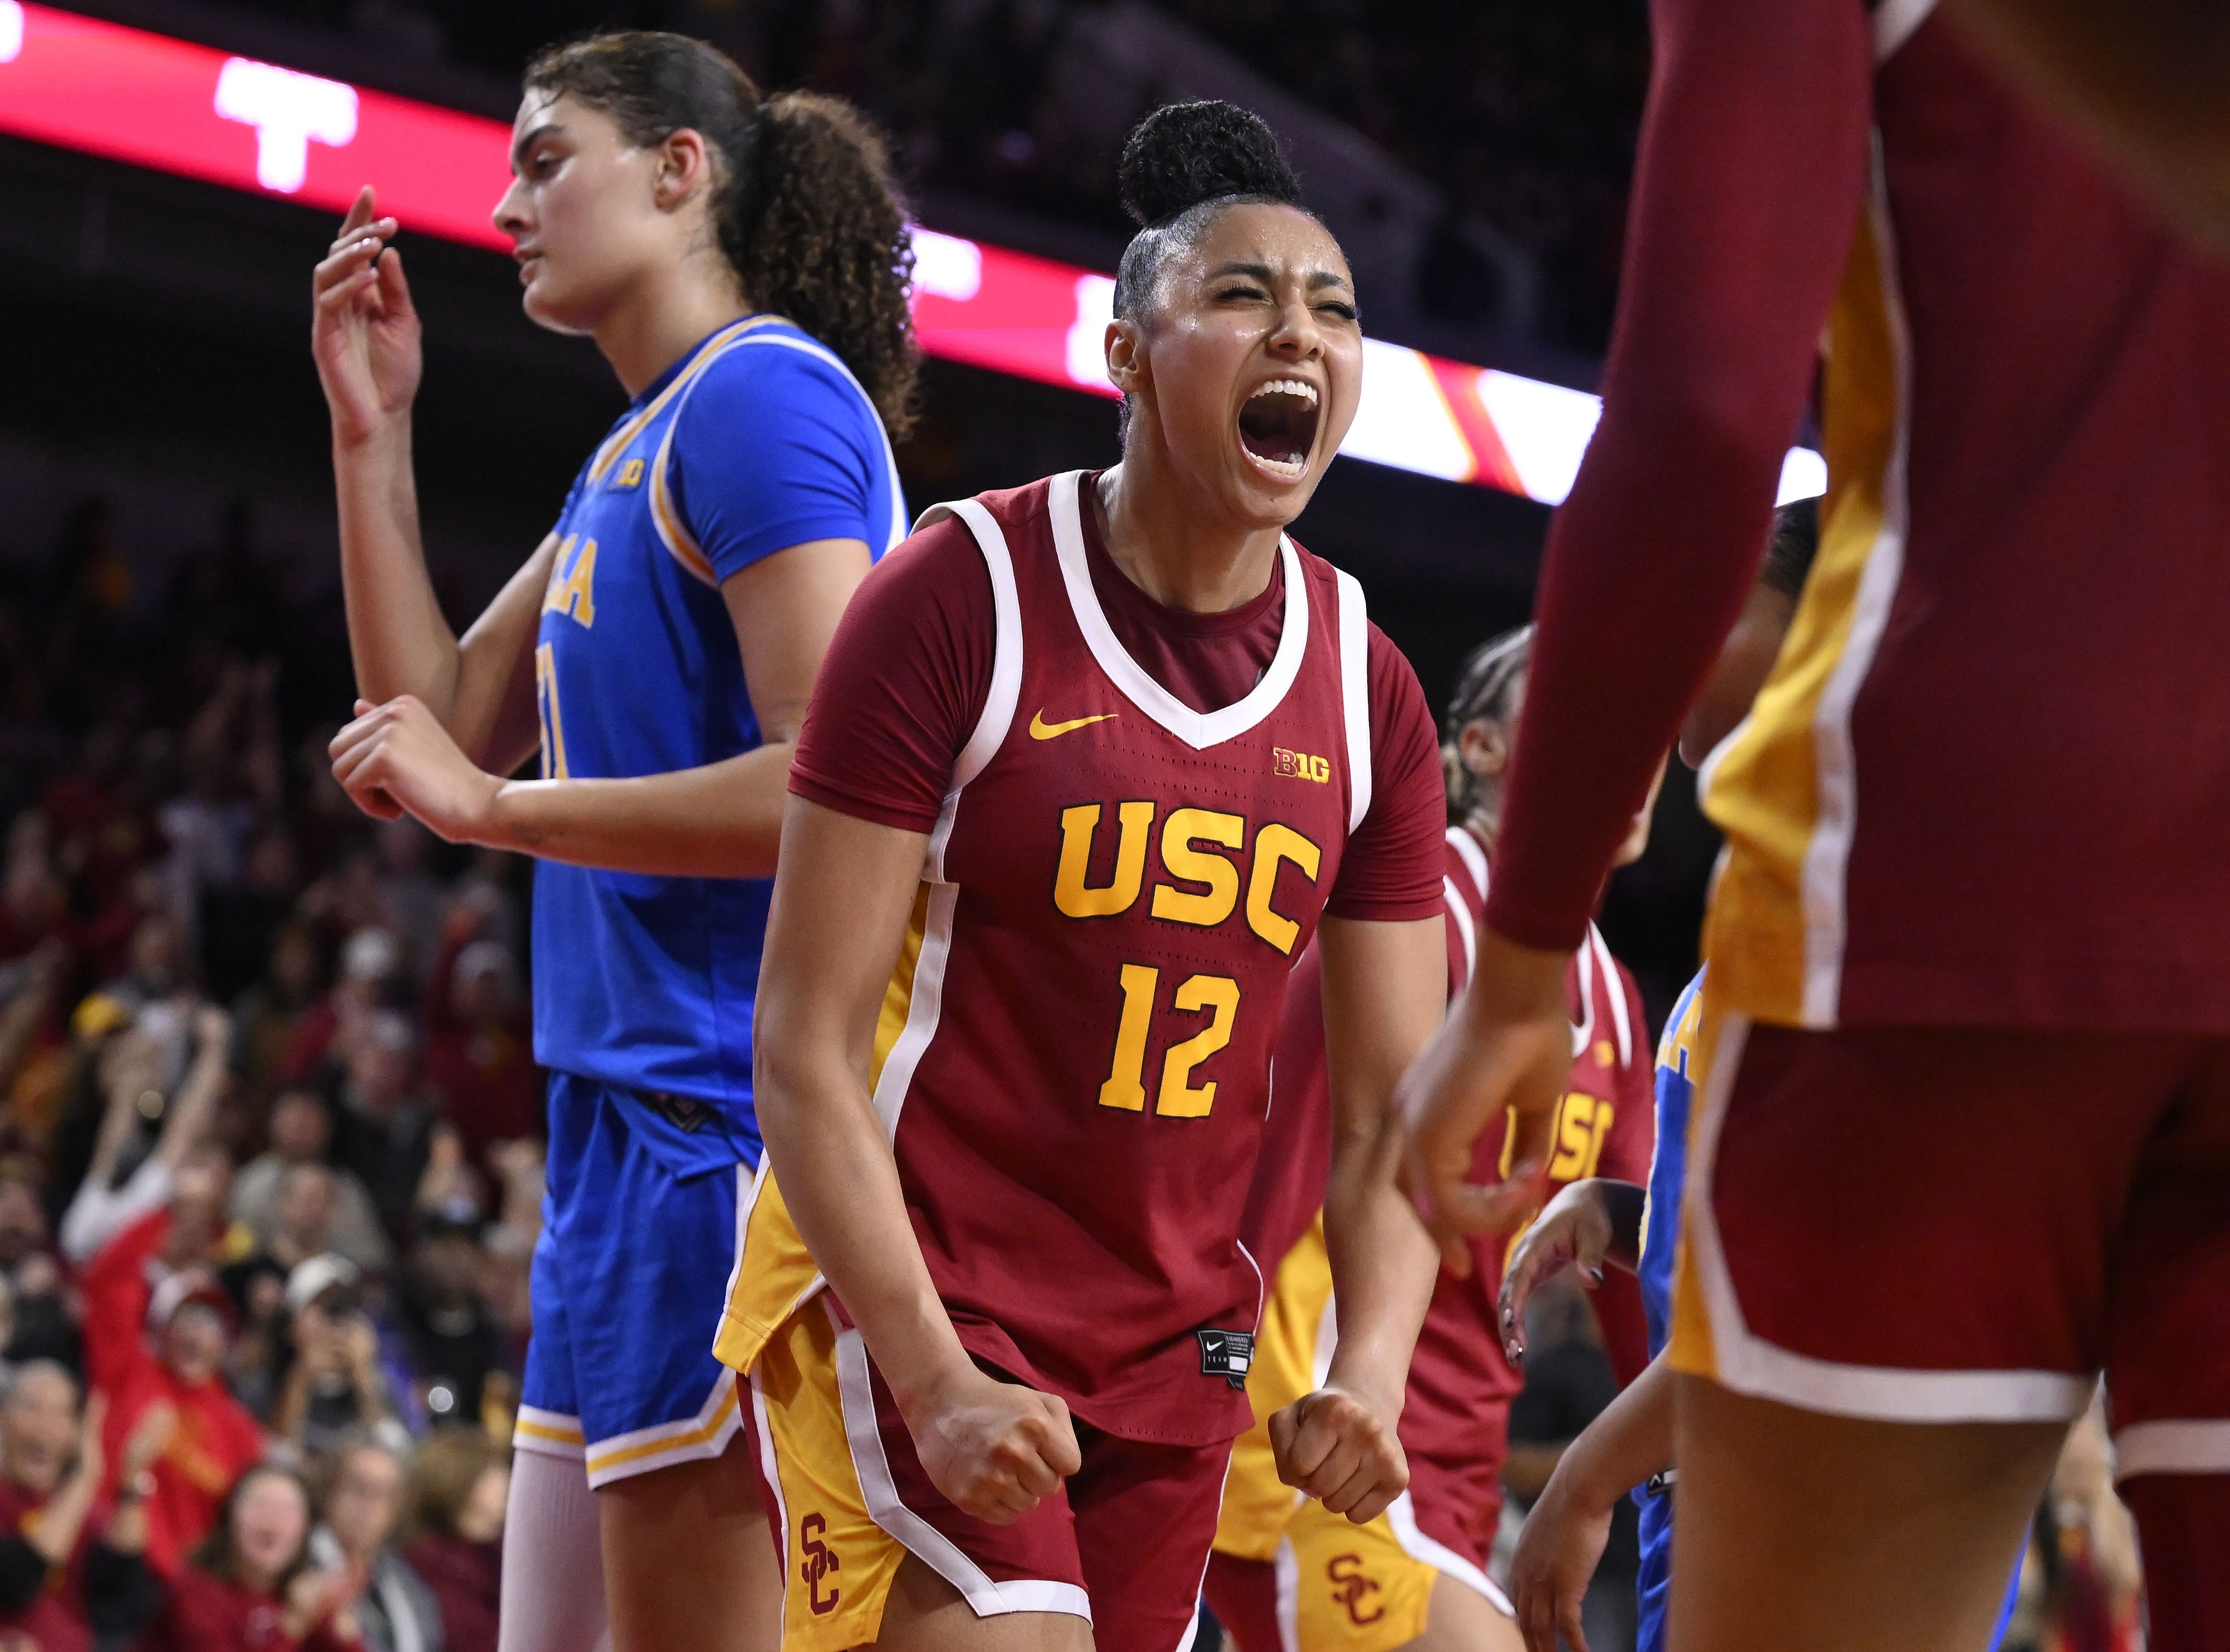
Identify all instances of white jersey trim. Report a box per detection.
[1800,143,1914,1029]
[832,1304,1094,1623]
[1384,1491,1516,1617]
[1589,927,1634,1069]
[2113,1419,2230,1480]
[650,322,909,584]
[1445,823,1489,902]
[1334,567,1373,833]
[1444,875,1477,988]
[1046,470,1309,751]
[1684,1009,2092,1423]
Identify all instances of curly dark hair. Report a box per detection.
[1113,101,1309,323]
[524,32,920,440]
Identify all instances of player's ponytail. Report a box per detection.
[524,33,920,440]
[1442,625,1533,830]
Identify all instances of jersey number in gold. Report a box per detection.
[1097,964,1240,1118]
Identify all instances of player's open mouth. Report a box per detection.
[1238,379,1321,480]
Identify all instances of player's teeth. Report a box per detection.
[1250,452,1306,477]
[1249,379,1318,406]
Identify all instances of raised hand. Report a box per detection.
[1398,929,1575,1274]
[311,187,422,447]
[909,1367,1081,1525]
[1269,1385,1408,1525]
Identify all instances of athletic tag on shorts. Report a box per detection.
[1196,1328,1254,1389]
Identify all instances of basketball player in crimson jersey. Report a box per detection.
[716,102,1449,1652]
[1204,626,1656,1652]
[1396,1,2230,1649]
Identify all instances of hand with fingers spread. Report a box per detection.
[908,1366,1082,1526]
[1269,1384,1408,1525]
[1396,927,1574,1275]
[1496,1177,1644,1367]
[329,696,504,840]
[311,186,421,448]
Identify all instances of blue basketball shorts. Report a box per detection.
[516,1071,756,1487]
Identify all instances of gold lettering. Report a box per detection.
[1150,809,1244,928]
[1055,802,1154,917]
[1245,823,1323,954]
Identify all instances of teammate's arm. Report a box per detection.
[1271,912,1443,1525]
[1508,1353,1674,1652]
[1404,0,1875,1260]
[752,796,1083,1524]
[313,189,547,773]
[327,537,871,878]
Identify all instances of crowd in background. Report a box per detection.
[239,0,1649,356]
[0,506,520,1648]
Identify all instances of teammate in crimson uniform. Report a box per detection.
[1397,2,2230,1649]
[1204,626,1655,1652]
[717,102,1449,1652]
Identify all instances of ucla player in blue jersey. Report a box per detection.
[309,32,916,1652]
[1491,504,2023,1652]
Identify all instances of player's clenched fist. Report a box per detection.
[1270,1386,1408,1524]
[910,1368,1083,1525]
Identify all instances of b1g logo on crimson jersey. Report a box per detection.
[1272,746,1331,783]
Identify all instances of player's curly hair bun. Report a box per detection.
[1118,100,1302,228]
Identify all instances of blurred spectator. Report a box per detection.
[98,1269,265,1579]
[139,1463,361,1651]
[331,1015,435,1246]
[400,1432,505,1652]
[232,1089,392,1274]
[77,1139,236,1398]
[222,1255,292,1424]
[230,925,327,1113]
[310,1436,441,1652]
[58,1005,231,1267]
[0,1161,75,1372]
[279,929,403,1092]
[374,823,442,990]
[420,909,540,1191]
[270,1257,398,1465]
[395,1215,498,1433]
[0,1364,164,1649]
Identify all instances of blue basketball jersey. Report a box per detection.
[1637,967,1704,1357]
[529,315,906,1163]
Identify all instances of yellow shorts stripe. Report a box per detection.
[1702,170,1907,1030]
[755,1300,911,1652]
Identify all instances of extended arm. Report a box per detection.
[1509,1354,1676,1652]
[328,537,872,878]
[314,189,546,772]
[1271,914,1443,1524]
[752,797,1082,1521]
[1404,0,1874,1258]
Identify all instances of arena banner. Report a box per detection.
[0,0,1824,504]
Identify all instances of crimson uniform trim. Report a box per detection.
[1682,1009,2094,1423]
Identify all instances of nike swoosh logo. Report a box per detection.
[1029,710,1119,740]
[1200,1334,1223,1350]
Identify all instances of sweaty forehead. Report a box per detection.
[1179,202,1351,289]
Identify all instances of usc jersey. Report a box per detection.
[715,471,1444,1447]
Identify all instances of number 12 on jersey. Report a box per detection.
[1098,964,1240,1117]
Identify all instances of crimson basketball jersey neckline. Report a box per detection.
[722,470,1386,1448]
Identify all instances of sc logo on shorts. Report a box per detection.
[799,1512,841,1615]
[1327,1553,1385,1625]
